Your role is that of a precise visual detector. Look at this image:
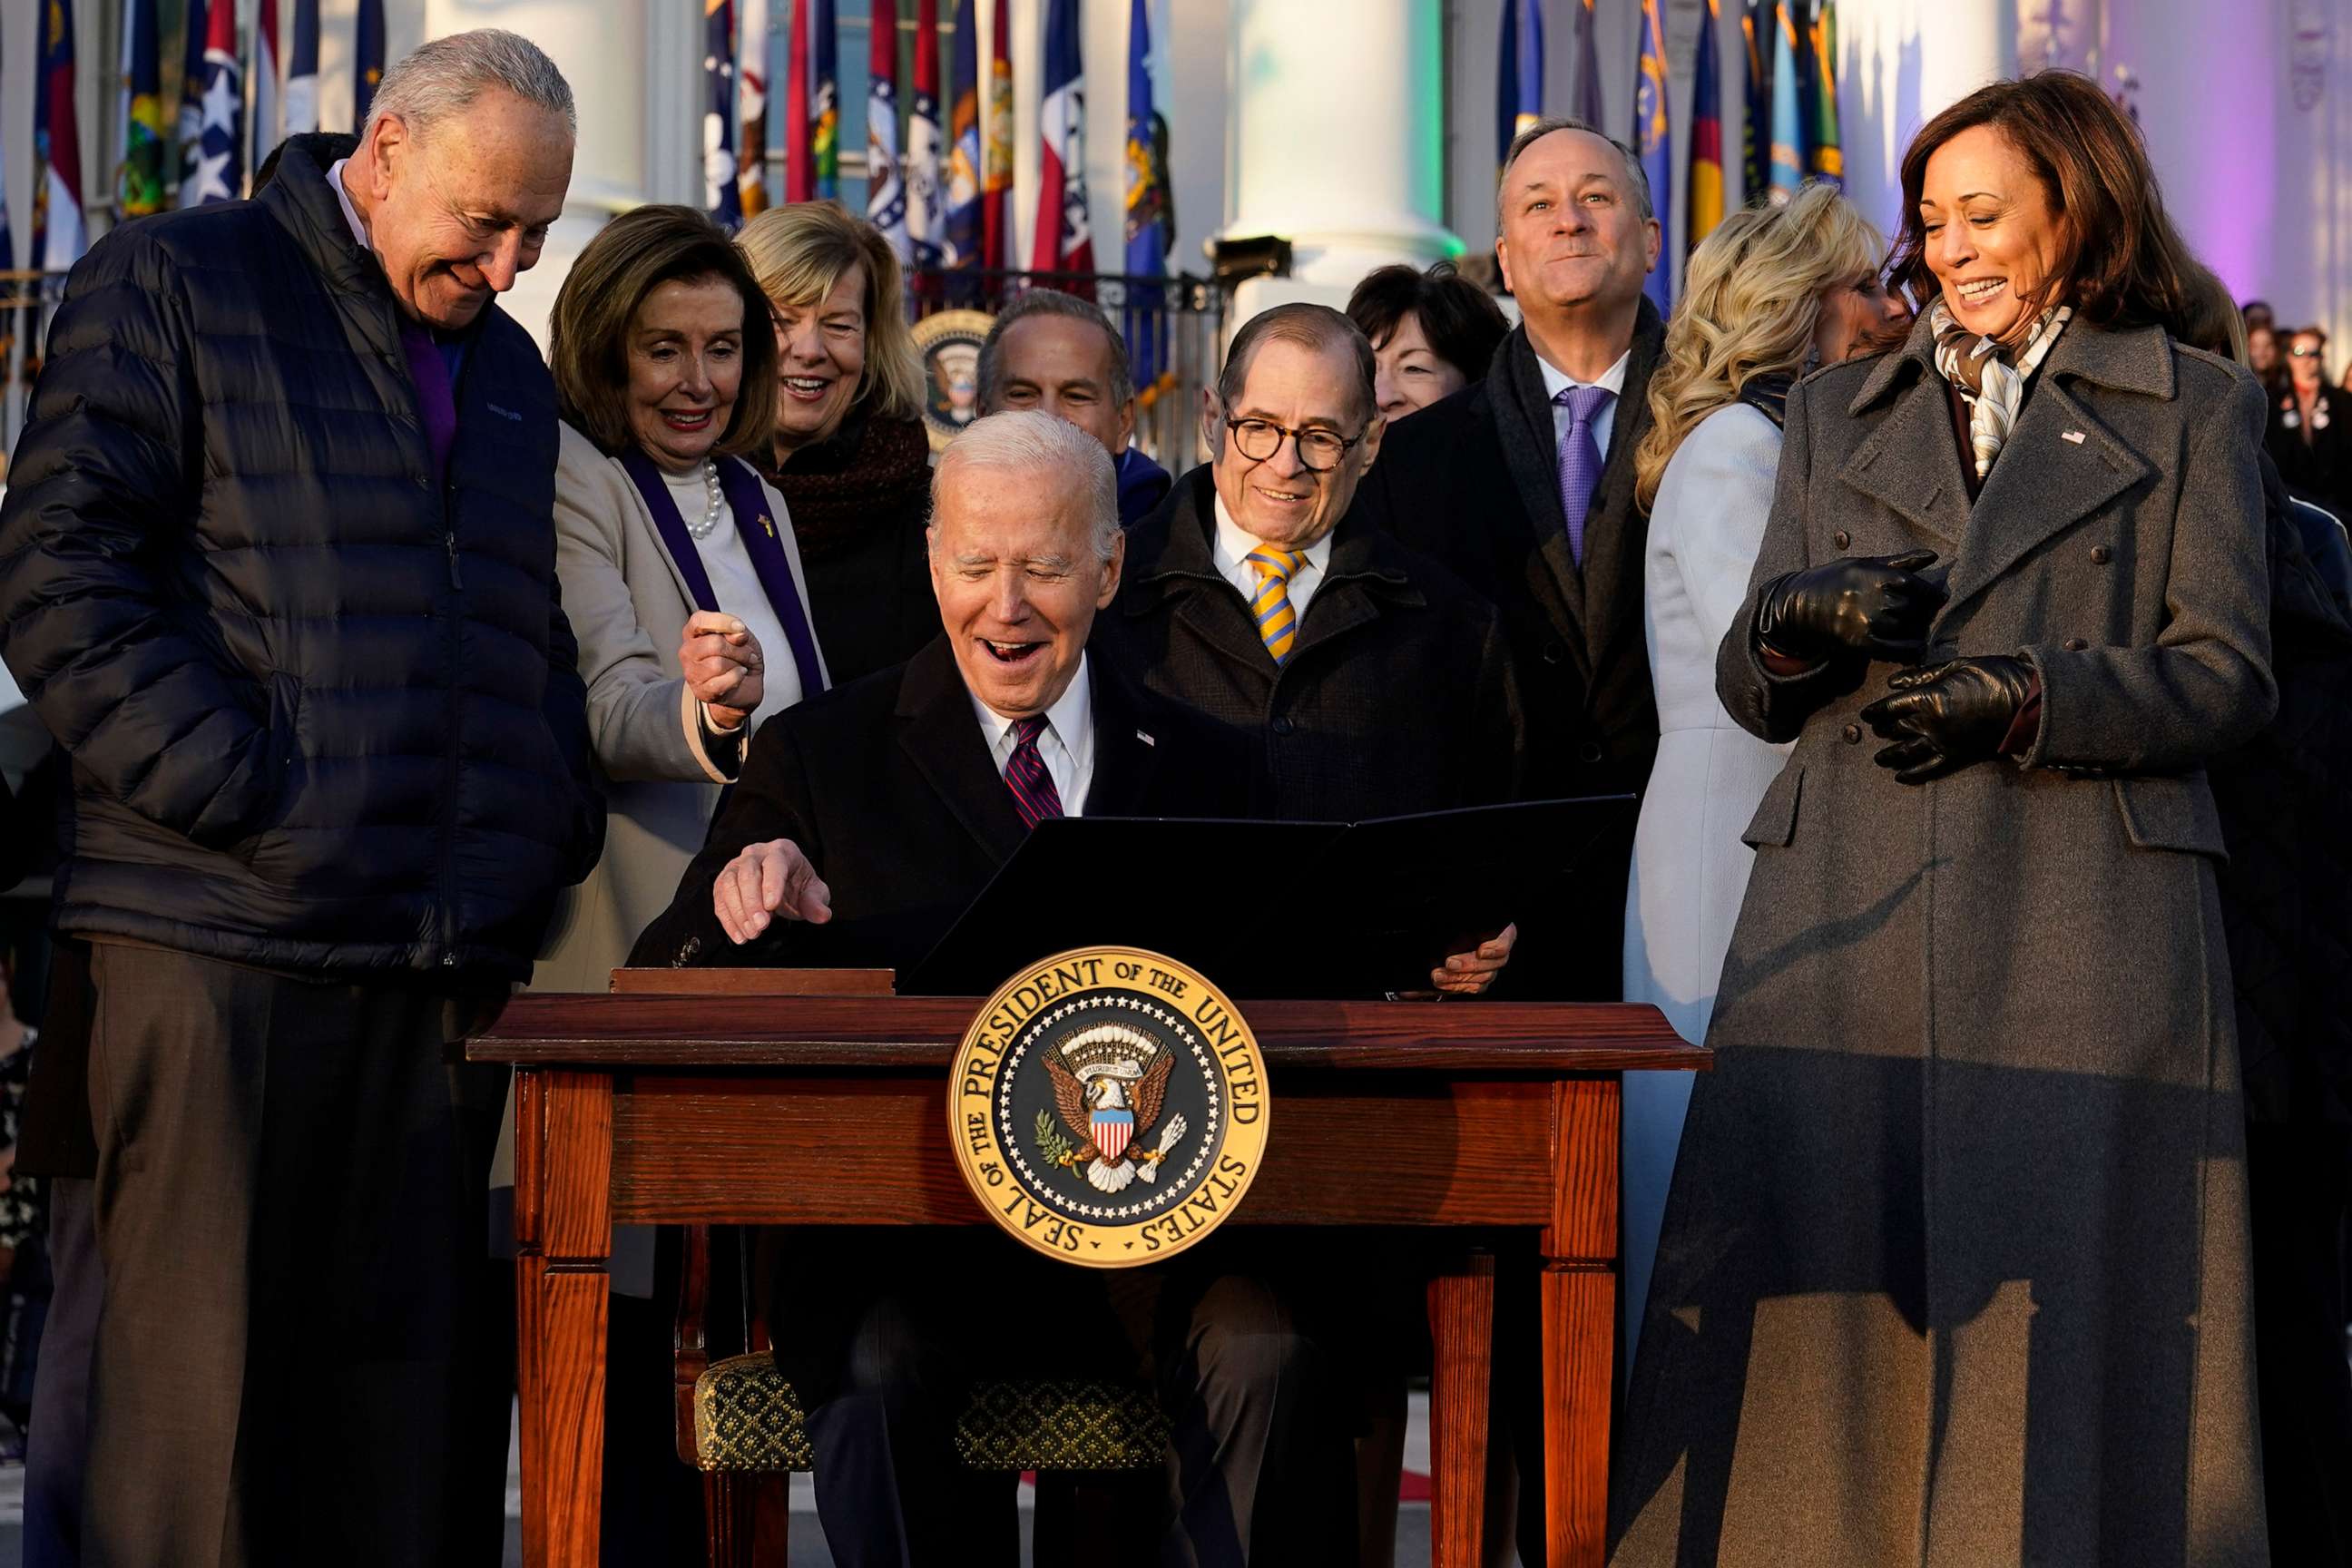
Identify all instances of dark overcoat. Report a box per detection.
[1612,315,2277,1567]
[1099,464,1523,822]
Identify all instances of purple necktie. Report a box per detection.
[1004,716,1064,828]
[397,319,458,489]
[1554,384,1614,565]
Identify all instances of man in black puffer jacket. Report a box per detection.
[0,31,599,1568]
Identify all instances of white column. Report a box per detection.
[419,0,695,349]
[1832,0,2014,237]
[1217,0,1458,325]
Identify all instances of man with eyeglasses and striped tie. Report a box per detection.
[1102,301,1526,998]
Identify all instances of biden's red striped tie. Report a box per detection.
[1004,715,1064,828]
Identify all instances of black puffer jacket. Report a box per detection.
[0,134,601,981]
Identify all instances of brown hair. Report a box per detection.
[734,201,926,424]
[1887,72,2199,341]
[549,205,778,459]
[2171,257,2250,366]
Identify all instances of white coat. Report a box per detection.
[1618,403,1792,1362]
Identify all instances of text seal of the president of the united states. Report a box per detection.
[950,946,1270,1268]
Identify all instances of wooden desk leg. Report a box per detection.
[1426,1252,1495,1568]
[513,1068,614,1568]
[1542,1077,1621,1568]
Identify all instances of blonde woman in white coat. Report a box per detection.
[1619,186,1908,1366]
[535,206,829,995]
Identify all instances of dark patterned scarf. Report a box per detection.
[762,402,934,561]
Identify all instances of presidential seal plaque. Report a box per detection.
[950,946,1270,1268]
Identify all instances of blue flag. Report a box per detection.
[812,0,840,201]
[356,0,386,124]
[176,0,210,207]
[1636,0,1671,313]
[1497,0,1544,171]
[185,0,242,206]
[705,0,742,228]
[1124,0,1170,399]
[1769,2,1803,201]
[946,0,983,275]
[285,0,320,133]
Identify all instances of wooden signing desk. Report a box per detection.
[471,984,1705,1568]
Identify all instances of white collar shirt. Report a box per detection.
[1537,346,1632,463]
[970,652,1096,818]
[1210,494,1336,623]
[326,158,372,251]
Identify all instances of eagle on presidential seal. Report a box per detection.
[1041,1024,1191,1194]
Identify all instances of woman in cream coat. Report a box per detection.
[535,206,828,995]
[1618,186,1907,1361]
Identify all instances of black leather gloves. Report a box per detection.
[1754,551,1946,665]
[1859,655,2040,784]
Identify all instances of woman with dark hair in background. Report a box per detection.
[1614,73,2276,1565]
[1344,260,1511,423]
[2268,325,2352,522]
[2247,322,2284,397]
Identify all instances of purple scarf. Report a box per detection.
[618,448,828,702]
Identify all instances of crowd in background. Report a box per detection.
[0,24,2347,1568]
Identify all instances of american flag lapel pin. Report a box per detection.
[1136,730,1156,747]
[2061,430,2086,445]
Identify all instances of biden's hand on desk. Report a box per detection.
[1431,923,1517,997]
[681,611,766,730]
[713,838,833,945]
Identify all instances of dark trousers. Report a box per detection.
[24,1177,97,1568]
[774,1235,1353,1567]
[79,942,510,1568]
[2248,1121,2352,1567]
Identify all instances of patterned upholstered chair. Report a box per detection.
[674,1224,1167,1565]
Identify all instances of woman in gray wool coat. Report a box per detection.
[1612,74,2278,1568]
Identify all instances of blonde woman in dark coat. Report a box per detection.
[1613,74,2276,1567]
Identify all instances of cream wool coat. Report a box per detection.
[1612,316,2277,1568]
[1619,403,1793,1368]
[534,422,828,993]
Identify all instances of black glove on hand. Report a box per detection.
[1753,550,1947,665]
[1857,655,2038,785]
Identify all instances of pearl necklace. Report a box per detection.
[684,460,726,541]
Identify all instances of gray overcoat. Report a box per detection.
[1612,315,2278,1568]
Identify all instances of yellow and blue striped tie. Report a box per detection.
[1245,547,1308,665]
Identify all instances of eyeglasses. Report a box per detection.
[1223,417,1362,472]
[2291,344,2326,358]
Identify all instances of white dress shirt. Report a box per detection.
[1210,495,1335,622]
[1538,346,1633,462]
[660,467,808,740]
[326,158,370,249]
[970,652,1096,818]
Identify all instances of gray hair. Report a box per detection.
[930,411,1122,561]
[1496,115,1653,227]
[1214,302,1377,428]
[976,289,1136,412]
[363,29,576,147]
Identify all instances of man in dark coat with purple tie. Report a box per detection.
[1349,116,1667,1004]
